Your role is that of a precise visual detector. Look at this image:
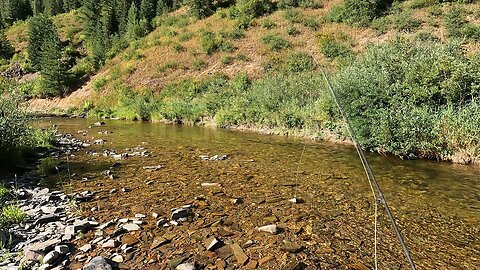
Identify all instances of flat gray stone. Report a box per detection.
[42,250,59,264]
[83,256,112,270]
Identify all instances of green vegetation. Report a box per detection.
[334,40,480,160]
[318,33,352,59]
[37,157,59,175]
[0,0,479,164]
[0,94,55,166]
[261,34,290,51]
[0,205,27,225]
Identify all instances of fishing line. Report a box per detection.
[293,72,313,201]
[321,69,416,270]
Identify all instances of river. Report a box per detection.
[37,117,480,269]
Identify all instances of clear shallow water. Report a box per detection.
[38,118,480,269]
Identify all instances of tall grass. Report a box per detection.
[0,93,56,166]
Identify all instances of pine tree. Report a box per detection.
[115,0,128,34]
[63,0,79,12]
[126,2,139,40]
[0,30,13,59]
[0,0,31,26]
[40,27,66,96]
[188,0,213,19]
[28,14,66,96]
[81,0,100,38]
[140,0,156,22]
[32,0,44,15]
[28,15,49,70]
[43,0,59,16]
[156,0,171,16]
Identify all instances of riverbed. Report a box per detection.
[37,117,480,269]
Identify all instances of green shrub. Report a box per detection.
[287,26,300,36]
[392,11,422,32]
[192,59,206,70]
[333,40,480,157]
[0,95,31,163]
[92,77,107,92]
[37,157,58,175]
[233,0,275,29]
[278,0,321,9]
[464,24,480,41]
[158,62,179,73]
[301,16,319,29]
[261,19,277,29]
[444,5,467,38]
[334,0,392,27]
[318,33,352,58]
[220,55,234,65]
[236,53,251,61]
[284,52,316,72]
[283,9,304,23]
[261,34,290,51]
[0,205,27,225]
[178,32,194,42]
[172,43,186,52]
[200,31,234,54]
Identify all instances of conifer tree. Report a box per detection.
[28,14,66,96]
[32,0,44,15]
[28,15,49,70]
[126,2,139,40]
[63,0,80,12]
[140,0,156,22]
[0,30,13,59]
[43,0,59,16]
[156,0,170,16]
[115,0,128,34]
[40,27,66,96]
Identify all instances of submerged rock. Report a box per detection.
[176,262,195,270]
[122,223,140,231]
[258,224,277,234]
[83,256,112,270]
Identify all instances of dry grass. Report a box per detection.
[23,1,480,112]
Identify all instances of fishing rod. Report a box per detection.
[321,70,416,270]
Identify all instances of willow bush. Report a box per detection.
[333,39,480,159]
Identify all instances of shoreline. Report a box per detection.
[28,109,480,167]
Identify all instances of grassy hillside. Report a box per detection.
[3,0,480,164]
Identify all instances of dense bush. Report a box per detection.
[261,34,290,51]
[318,33,352,58]
[330,0,393,27]
[0,94,55,164]
[333,40,480,158]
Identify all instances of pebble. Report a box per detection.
[176,262,195,270]
[79,244,92,252]
[42,250,59,264]
[122,223,140,231]
[102,240,118,248]
[54,245,69,255]
[111,254,124,263]
[204,236,220,251]
[201,183,221,188]
[82,256,112,270]
[230,243,249,265]
[258,224,277,234]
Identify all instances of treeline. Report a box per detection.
[0,0,81,27]
[81,0,182,68]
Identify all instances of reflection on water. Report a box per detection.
[37,118,480,269]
